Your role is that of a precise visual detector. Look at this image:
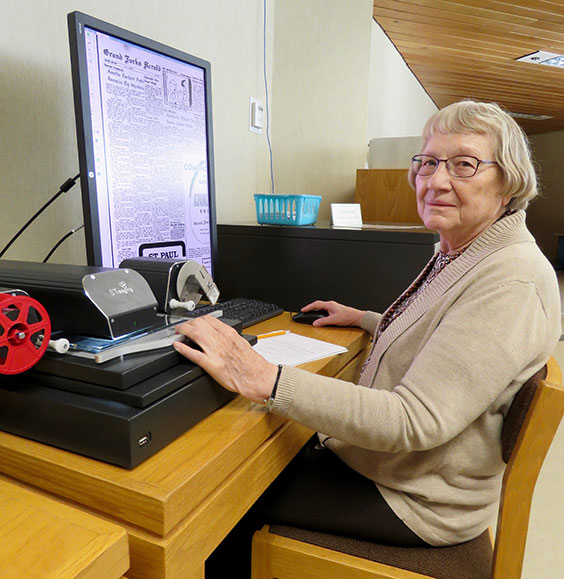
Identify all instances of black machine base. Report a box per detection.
[0,320,251,468]
[0,371,235,469]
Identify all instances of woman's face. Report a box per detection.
[415,131,511,253]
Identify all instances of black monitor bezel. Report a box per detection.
[67,11,217,271]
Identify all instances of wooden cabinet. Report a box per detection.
[217,221,438,313]
[355,169,422,224]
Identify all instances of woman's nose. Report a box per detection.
[427,161,452,188]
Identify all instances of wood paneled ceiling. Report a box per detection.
[373,0,564,134]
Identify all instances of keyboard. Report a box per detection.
[184,297,284,328]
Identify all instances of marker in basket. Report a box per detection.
[257,330,290,340]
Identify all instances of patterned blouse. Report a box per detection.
[376,249,465,340]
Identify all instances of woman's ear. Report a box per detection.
[501,195,512,208]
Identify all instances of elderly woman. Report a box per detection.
[174,101,561,556]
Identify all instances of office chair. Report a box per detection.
[251,357,564,579]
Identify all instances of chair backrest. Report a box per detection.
[492,356,564,579]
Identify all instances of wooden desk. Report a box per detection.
[0,314,370,579]
[0,474,129,578]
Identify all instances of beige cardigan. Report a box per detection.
[270,211,561,545]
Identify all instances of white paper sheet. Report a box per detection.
[253,332,348,366]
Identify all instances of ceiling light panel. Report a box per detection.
[516,51,564,68]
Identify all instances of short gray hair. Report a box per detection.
[408,100,537,210]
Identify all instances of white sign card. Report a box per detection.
[331,203,363,227]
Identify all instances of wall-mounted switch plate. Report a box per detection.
[250,98,264,133]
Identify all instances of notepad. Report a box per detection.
[252,331,348,366]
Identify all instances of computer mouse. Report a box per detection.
[291,309,330,325]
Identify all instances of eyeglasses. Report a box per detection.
[411,155,498,178]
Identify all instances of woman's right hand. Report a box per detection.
[300,300,366,328]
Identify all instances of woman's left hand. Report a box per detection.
[173,315,279,404]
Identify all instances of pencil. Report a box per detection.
[257,330,289,339]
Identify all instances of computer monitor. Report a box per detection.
[67,11,217,274]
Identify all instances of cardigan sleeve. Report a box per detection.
[360,310,381,335]
[269,277,559,453]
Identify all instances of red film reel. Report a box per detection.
[0,293,51,375]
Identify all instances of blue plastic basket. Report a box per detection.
[254,194,322,226]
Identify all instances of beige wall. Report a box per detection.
[1,0,446,266]
[270,0,373,218]
[528,131,564,264]
[1,0,273,264]
[0,0,380,263]
[366,20,437,142]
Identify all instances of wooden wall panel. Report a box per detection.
[355,169,422,224]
